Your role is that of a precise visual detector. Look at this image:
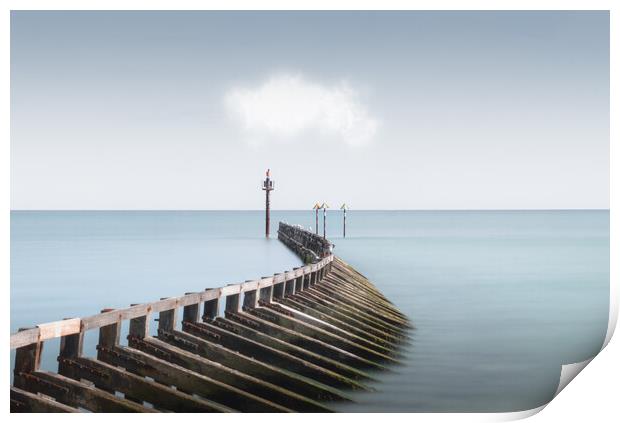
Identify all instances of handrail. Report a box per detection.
[10,242,333,349]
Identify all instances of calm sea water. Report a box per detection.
[10,210,609,412]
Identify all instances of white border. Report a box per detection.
[2,1,616,421]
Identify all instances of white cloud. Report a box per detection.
[224,73,379,146]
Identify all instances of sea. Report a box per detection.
[10,210,609,412]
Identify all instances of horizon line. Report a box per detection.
[10,208,611,212]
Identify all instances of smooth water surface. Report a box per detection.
[10,210,609,412]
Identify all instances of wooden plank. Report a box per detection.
[326,271,402,313]
[73,289,222,332]
[314,282,408,328]
[97,344,290,412]
[274,298,398,356]
[227,311,384,370]
[10,386,78,413]
[58,356,234,412]
[10,327,40,350]
[184,320,369,390]
[241,280,259,292]
[302,288,406,336]
[258,276,274,287]
[38,318,81,342]
[20,371,154,412]
[248,306,397,364]
[313,280,407,332]
[287,294,403,345]
[129,336,330,412]
[220,284,241,297]
[157,328,350,402]
[216,315,372,381]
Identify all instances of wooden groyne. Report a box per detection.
[10,222,410,413]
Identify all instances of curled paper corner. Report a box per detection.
[602,293,618,349]
[554,357,594,397]
[491,404,547,422]
[488,357,598,422]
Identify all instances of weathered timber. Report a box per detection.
[288,293,407,347]
[58,356,234,412]
[11,387,79,413]
[218,313,373,381]
[10,222,410,413]
[13,332,43,389]
[96,343,289,412]
[183,320,369,390]
[248,305,399,364]
[277,295,401,349]
[272,298,401,357]
[298,288,405,336]
[289,291,404,342]
[18,371,154,412]
[128,336,331,412]
[301,288,408,337]
[312,282,409,329]
[229,310,386,370]
[324,274,407,322]
[327,266,409,321]
[157,328,351,402]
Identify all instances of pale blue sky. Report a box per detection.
[11,11,609,210]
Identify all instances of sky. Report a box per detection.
[11,11,609,210]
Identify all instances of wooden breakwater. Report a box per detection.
[10,222,411,413]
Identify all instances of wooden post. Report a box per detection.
[96,309,120,377]
[129,316,148,338]
[225,290,241,313]
[202,289,219,321]
[13,328,43,389]
[272,281,285,299]
[243,282,259,309]
[98,309,120,349]
[183,293,200,323]
[259,285,273,303]
[129,304,149,339]
[259,276,274,303]
[60,323,83,359]
[295,276,304,294]
[56,321,84,381]
[158,301,177,332]
[284,278,296,297]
